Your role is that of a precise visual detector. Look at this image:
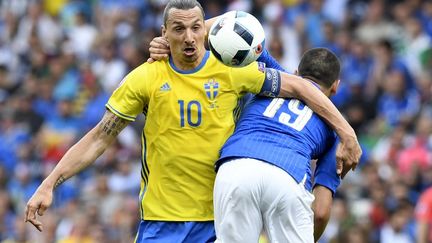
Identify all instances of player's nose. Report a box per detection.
[184,29,195,44]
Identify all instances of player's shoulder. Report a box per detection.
[129,60,171,79]
[206,52,230,70]
[207,51,261,73]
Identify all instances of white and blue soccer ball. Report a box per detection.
[208,11,265,67]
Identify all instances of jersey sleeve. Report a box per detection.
[415,189,432,222]
[230,62,282,97]
[314,136,341,196]
[229,61,267,95]
[257,49,287,72]
[105,64,150,121]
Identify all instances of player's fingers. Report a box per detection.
[149,38,170,50]
[149,53,169,61]
[147,58,155,63]
[27,218,43,232]
[336,157,343,176]
[149,46,171,55]
[351,160,358,171]
[37,204,47,216]
[152,36,169,47]
[25,203,37,222]
[335,143,344,176]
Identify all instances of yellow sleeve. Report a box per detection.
[105,64,150,121]
[229,61,266,94]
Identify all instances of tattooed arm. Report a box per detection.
[25,111,129,231]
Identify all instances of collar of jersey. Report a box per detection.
[169,51,210,74]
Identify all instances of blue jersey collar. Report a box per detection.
[169,51,210,74]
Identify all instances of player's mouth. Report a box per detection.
[183,47,196,56]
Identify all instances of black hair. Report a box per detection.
[163,0,205,26]
[298,48,340,88]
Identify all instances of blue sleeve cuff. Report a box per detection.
[314,170,341,196]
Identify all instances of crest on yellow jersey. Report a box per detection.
[204,78,219,109]
[204,79,219,101]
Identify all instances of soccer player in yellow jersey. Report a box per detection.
[25,0,361,242]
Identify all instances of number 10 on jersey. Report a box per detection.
[178,100,202,127]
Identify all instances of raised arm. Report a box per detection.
[25,111,129,231]
[277,72,361,175]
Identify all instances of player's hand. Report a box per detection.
[147,36,170,63]
[25,185,53,232]
[336,134,362,179]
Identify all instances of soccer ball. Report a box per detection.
[208,11,265,67]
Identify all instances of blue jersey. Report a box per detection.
[217,50,341,194]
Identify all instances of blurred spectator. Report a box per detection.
[380,205,414,243]
[366,39,415,99]
[302,0,328,48]
[7,163,39,215]
[0,191,15,241]
[13,1,63,55]
[355,0,399,44]
[58,212,95,243]
[107,151,140,195]
[377,69,420,127]
[397,114,432,176]
[66,11,98,60]
[91,37,127,93]
[400,17,431,80]
[38,98,82,165]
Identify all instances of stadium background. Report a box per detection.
[0,0,431,242]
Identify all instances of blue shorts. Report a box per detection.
[134,220,216,243]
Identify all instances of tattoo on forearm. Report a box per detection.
[99,112,128,137]
[54,175,66,188]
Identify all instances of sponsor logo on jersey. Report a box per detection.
[159,82,171,91]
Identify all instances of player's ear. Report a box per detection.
[161,25,167,38]
[330,80,340,95]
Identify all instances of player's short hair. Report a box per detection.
[298,48,340,88]
[163,0,205,26]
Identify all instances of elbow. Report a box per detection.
[314,211,329,226]
[313,205,331,225]
[314,212,330,231]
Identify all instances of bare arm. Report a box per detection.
[312,186,333,242]
[279,72,361,175]
[25,111,129,231]
[417,221,429,243]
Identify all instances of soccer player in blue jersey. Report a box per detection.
[26,1,360,242]
[214,48,344,243]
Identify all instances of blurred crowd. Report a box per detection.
[0,0,431,242]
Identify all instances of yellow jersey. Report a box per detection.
[106,51,267,221]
